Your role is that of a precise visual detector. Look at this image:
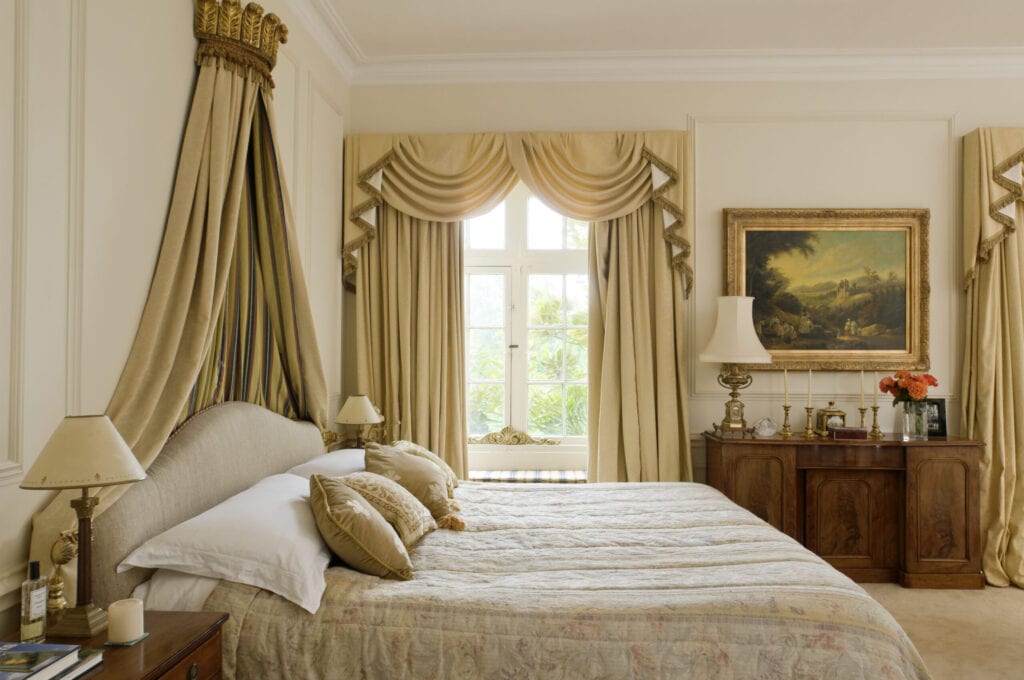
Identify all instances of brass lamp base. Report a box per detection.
[47,602,107,638]
[715,364,754,433]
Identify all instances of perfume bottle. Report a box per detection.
[20,560,47,642]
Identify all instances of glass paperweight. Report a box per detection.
[752,417,779,438]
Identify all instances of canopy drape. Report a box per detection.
[962,128,1024,587]
[30,0,327,600]
[344,131,691,481]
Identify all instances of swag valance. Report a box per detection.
[343,131,692,295]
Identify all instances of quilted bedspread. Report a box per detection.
[205,482,930,679]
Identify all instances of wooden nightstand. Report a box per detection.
[38,610,227,679]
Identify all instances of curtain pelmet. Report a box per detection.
[343,131,691,294]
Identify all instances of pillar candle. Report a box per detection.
[860,370,865,408]
[807,369,813,407]
[783,369,789,406]
[873,371,879,407]
[107,598,144,643]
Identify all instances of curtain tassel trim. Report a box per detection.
[965,145,1024,291]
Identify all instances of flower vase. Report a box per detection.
[901,400,928,441]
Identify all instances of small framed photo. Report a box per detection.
[924,398,947,437]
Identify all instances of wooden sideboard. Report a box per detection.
[704,433,984,588]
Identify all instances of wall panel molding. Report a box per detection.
[0,562,25,613]
[688,112,958,435]
[65,0,86,416]
[2,0,30,485]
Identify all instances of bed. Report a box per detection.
[90,402,931,679]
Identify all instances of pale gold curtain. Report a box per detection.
[344,131,691,481]
[962,128,1024,587]
[589,202,691,482]
[31,1,327,596]
[356,205,467,477]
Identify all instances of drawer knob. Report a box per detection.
[188,661,199,680]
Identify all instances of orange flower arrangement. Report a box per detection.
[879,370,938,404]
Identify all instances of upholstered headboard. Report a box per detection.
[91,402,324,607]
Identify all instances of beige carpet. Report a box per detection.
[863,583,1024,680]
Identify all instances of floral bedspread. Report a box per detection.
[205,482,930,679]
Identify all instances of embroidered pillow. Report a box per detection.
[308,474,413,580]
[340,471,436,547]
[365,443,464,530]
[391,440,459,498]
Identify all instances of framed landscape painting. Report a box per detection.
[724,208,930,371]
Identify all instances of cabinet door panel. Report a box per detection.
[719,446,798,539]
[906,446,981,575]
[805,470,900,575]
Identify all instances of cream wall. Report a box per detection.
[0,0,350,629]
[349,78,1024,480]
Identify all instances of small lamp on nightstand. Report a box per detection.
[335,395,383,448]
[20,415,146,637]
[700,296,773,433]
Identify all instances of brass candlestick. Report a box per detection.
[868,405,884,440]
[858,406,868,429]
[780,405,793,438]
[803,406,817,438]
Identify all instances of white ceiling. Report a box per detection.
[285,0,1024,83]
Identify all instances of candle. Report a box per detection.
[873,371,878,407]
[807,369,813,407]
[107,598,144,644]
[783,369,789,406]
[860,370,865,408]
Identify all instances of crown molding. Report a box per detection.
[280,0,359,81]
[350,47,1024,85]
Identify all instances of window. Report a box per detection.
[464,184,588,469]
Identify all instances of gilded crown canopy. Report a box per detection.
[194,0,288,87]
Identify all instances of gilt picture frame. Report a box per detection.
[724,208,930,371]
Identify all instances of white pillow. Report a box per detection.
[287,449,366,479]
[118,474,329,614]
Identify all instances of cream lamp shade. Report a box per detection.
[700,296,771,434]
[335,395,384,426]
[699,296,772,364]
[20,415,145,490]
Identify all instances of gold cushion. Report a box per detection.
[392,440,459,498]
[365,443,462,529]
[341,471,437,547]
[308,474,413,580]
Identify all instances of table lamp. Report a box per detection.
[20,415,146,637]
[335,395,383,447]
[699,296,772,433]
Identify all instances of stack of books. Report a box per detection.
[0,642,103,680]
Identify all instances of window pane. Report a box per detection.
[528,275,564,326]
[528,384,563,436]
[566,274,588,326]
[468,329,506,381]
[528,330,563,380]
[468,383,505,436]
[468,274,504,327]
[565,328,587,380]
[466,203,505,250]
[566,385,588,436]
[566,219,588,250]
[527,197,563,249]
